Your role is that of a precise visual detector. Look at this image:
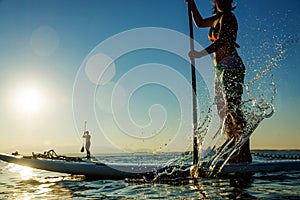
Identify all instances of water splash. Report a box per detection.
[151,14,299,179]
[151,38,291,179]
[196,41,286,177]
[151,39,292,180]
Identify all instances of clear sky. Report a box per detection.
[0,0,299,154]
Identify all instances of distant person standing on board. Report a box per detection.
[83,131,91,159]
[186,0,252,163]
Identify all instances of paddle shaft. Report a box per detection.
[187,1,199,165]
[81,121,87,152]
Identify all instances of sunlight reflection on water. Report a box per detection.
[2,163,74,199]
[8,164,33,180]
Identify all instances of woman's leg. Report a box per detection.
[85,142,91,158]
[222,59,252,163]
[225,96,252,163]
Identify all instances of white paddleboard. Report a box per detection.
[1,153,300,179]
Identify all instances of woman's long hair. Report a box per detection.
[213,0,237,14]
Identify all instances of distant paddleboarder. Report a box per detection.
[186,0,252,163]
[83,131,91,159]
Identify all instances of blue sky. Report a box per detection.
[0,0,299,154]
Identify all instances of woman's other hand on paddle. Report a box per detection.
[188,49,207,59]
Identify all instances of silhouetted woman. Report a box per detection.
[83,131,91,159]
[186,0,252,163]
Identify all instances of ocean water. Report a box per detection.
[0,150,300,199]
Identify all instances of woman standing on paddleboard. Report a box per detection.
[186,0,252,163]
[83,131,91,159]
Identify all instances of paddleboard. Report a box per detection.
[1,153,300,180]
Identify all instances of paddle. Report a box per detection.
[80,121,87,152]
[187,0,199,165]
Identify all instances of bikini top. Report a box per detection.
[208,21,220,42]
[208,14,240,48]
[208,15,222,42]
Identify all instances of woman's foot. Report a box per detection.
[227,140,252,163]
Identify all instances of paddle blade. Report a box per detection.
[80,146,84,152]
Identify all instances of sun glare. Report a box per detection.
[8,164,33,180]
[16,88,44,114]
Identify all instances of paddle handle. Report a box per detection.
[84,121,87,132]
[187,1,199,165]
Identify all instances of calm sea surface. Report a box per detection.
[0,150,299,199]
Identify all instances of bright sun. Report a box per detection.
[16,88,44,114]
